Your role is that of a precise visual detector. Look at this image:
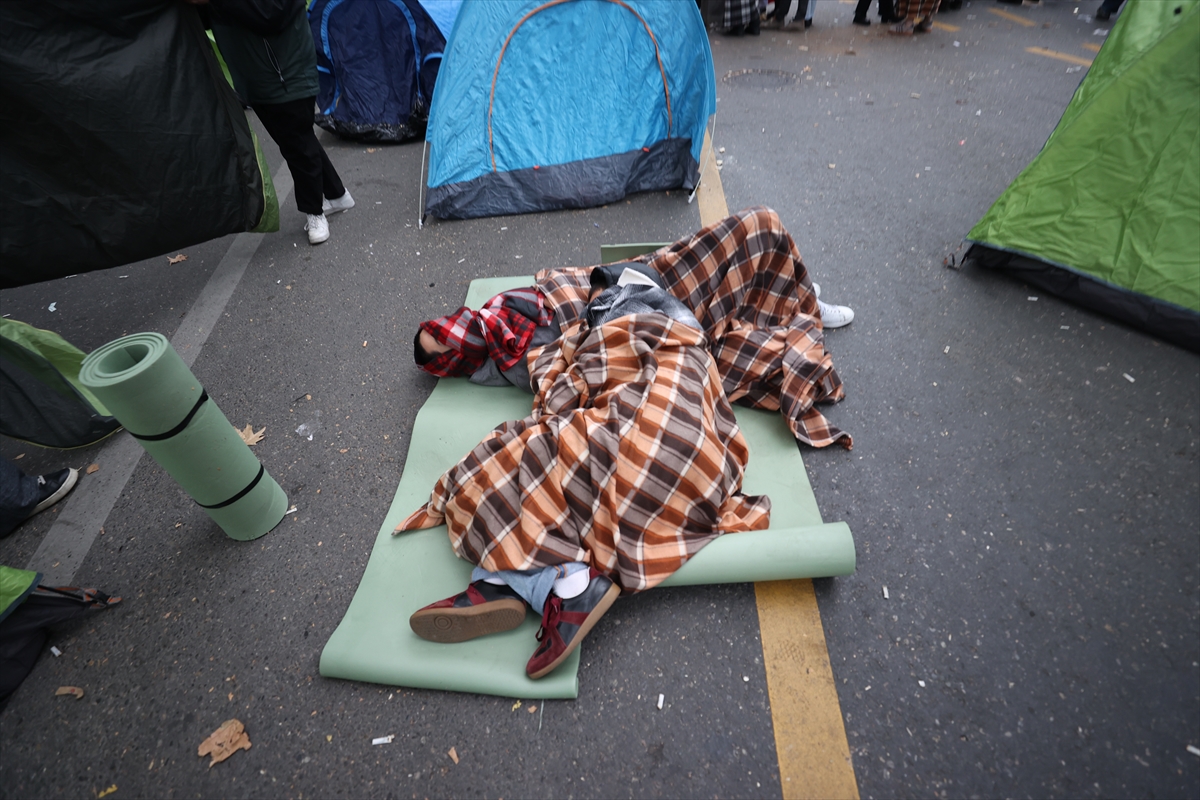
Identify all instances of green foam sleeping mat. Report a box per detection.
[319,276,856,699]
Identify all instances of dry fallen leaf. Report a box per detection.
[237,424,265,446]
[14,453,24,460]
[528,705,537,713]
[168,254,188,265]
[198,718,252,766]
[447,747,459,764]
[86,463,100,475]
[55,686,85,699]
[511,700,521,711]
[98,786,118,799]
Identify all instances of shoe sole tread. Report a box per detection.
[410,599,526,643]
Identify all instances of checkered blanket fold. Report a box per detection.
[537,206,852,449]
[396,315,772,593]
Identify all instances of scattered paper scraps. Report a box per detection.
[237,424,265,446]
[198,718,252,767]
[511,700,521,711]
[98,786,118,798]
[86,463,100,475]
[372,735,394,746]
[168,254,188,265]
[13,453,23,460]
[56,686,85,699]
[448,747,459,764]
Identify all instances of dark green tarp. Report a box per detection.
[966,0,1200,352]
[0,0,279,290]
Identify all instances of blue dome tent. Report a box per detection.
[423,0,716,220]
[310,0,462,143]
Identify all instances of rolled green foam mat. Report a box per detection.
[79,333,288,541]
[319,277,855,699]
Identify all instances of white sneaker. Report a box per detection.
[818,299,855,328]
[811,282,854,327]
[305,213,329,245]
[322,190,354,215]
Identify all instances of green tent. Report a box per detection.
[965,0,1199,352]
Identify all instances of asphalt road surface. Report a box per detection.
[1,2,1197,798]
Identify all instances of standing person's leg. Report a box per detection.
[253,97,348,244]
[804,0,815,27]
[890,0,915,33]
[878,0,899,23]
[253,98,329,215]
[1095,0,1122,21]
[914,0,938,31]
[853,0,872,24]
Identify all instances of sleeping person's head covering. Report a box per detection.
[415,288,551,378]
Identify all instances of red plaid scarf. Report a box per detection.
[416,288,550,377]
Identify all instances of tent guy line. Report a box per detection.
[25,163,295,586]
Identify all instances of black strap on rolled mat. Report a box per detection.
[196,464,265,510]
[126,389,209,441]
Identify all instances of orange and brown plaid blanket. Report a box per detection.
[395,315,772,593]
[537,206,852,449]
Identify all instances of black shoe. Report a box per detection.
[853,16,870,25]
[804,18,813,28]
[724,24,746,36]
[28,468,79,518]
[1095,9,1111,21]
[881,13,904,23]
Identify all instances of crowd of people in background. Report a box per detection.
[722,0,1123,36]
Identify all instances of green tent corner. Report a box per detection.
[965,0,1200,352]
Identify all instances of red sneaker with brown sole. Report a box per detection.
[526,569,620,680]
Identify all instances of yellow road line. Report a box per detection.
[1082,42,1101,52]
[932,21,960,32]
[697,132,858,800]
[1026,46,1094,66]
[757,580,859,800]
[697,132,729,224]
[988,7,1036,26]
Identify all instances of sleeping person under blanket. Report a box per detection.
[398,208,855,680]
[397,276,771,679]
[414,206,854,450]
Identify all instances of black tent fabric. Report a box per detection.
[0,320,122,449]
[0,582,121,706]
[0,0,277,290]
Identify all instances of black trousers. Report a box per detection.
[855,0,896,20]
[253,97,345,216]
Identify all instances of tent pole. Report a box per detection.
[689,108,717,205]
[418,140,428,229]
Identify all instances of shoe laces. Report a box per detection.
[535,596,563,642]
